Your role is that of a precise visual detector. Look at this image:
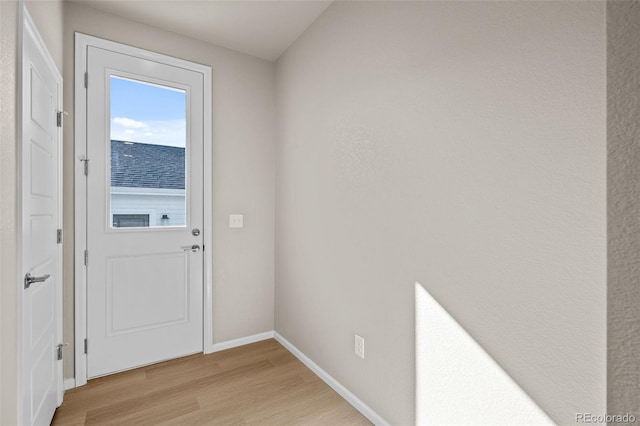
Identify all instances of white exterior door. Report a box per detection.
[85,45,205,378]
[20,10,63,426]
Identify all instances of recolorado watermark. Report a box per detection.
[576,413,636,424]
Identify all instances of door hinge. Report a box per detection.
[84,72,88,88]
[56,343,68,361]
[84,249,88,266]
[81,158,89,176]
[57,229,62,244]
[56,111,63,128]
[84,338,88,354]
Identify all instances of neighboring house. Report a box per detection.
[110,140,186,227]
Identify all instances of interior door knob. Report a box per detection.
[182,244,200,252]
[24,273,50,289]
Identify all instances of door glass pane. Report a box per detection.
[109,75,186,228]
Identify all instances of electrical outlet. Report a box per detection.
[354,334,365,359]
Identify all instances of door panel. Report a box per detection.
[30,142,53,196]
[107,253,189,334]
[86,46,204,378]
[21,13,63,426]
[29,284,54,345]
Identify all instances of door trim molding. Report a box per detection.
[74,33,213,386]
[18,3,64,423]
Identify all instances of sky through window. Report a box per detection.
[110,76,186,147]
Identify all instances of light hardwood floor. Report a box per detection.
[52,339,371,425]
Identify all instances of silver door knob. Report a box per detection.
[182,244,200,252]
[191,228,200,236]
[24,272,50,289]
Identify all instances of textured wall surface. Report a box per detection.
[0,2,18,422]
[63,2,276,379]
[608,0,640,419]
[275,2,606,424]
[415,283,553,425]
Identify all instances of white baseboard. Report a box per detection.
[63,378,76,390]
[274,332,390,426]
[205,330,275,354]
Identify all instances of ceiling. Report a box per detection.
[72,0,334,61]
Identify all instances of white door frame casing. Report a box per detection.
[74,33,213,387]
[18,4,64,423]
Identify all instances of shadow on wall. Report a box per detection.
[415,282,554,425]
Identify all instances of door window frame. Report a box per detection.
[74,33,213,387]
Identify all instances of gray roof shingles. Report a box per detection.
[111,140,185,190]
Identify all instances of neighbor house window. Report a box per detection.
[113,214,150,228]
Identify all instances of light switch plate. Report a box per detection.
[229,214,244,228]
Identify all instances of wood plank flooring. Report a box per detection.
[52,339,371,426]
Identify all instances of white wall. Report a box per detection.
[63,2,276,379]
[415,283,553,425]
[275,2,606,424]
[0,2,19,422]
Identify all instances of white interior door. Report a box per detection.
[20,9,63,426]
[86,46,204,378]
